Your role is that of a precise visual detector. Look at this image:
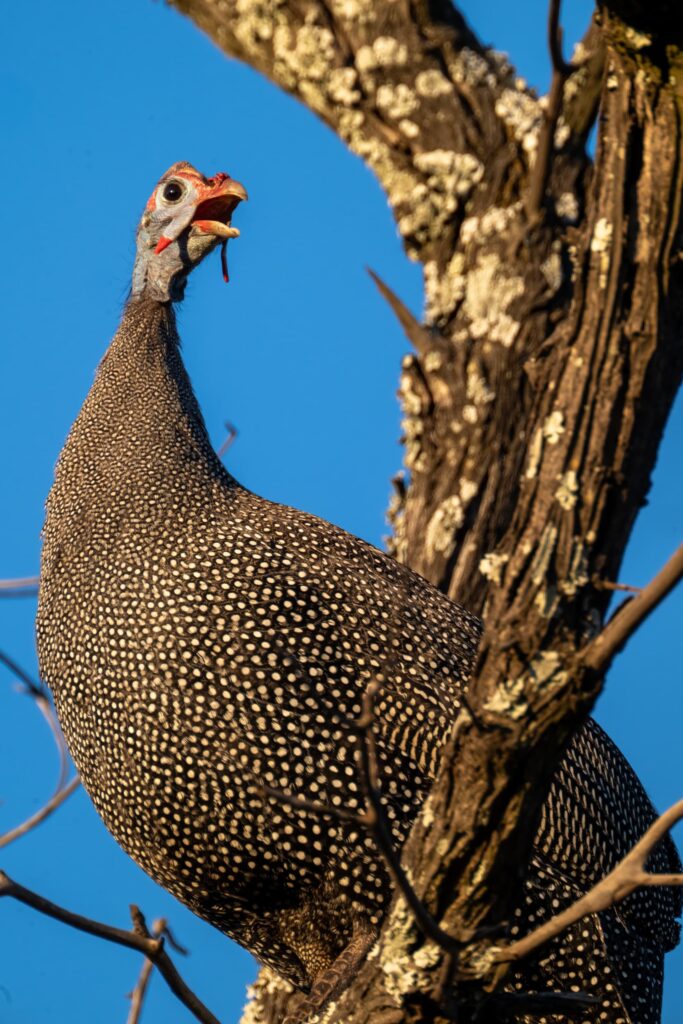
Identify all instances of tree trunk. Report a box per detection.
[167,0,683,1018]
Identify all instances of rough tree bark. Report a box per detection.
[165,0,683,1019]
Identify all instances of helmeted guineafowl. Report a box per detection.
[37,162,680,1023]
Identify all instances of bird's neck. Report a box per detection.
[44,297,226,540]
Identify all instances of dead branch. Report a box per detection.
[0,871,221,1024]
[126,917,167,1024]
[0,576,39,596]
[216,421,238,460]
[0,775,80,850]
[353,682,464,954]
[583,542,683,673]
[0,647,45,699]
[127,955,156,1024]
[547,0,572,77]
[0,649,68,788]
[263,679,462,957]
[525,0,578,219]
[493,799,683,964]
[264,574,683,1003]
[0,649,80,846]
[592,577,642,594]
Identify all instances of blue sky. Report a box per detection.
[1,1,681,1021]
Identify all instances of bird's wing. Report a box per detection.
[511,854,662,1024]
[538,718,681,952]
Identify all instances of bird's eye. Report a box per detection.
[162,180,185,203]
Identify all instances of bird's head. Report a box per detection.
[132,161,248,303]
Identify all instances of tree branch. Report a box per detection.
[0,1,670,1021]
[0,576,39,597]
[0,649,79,846]
[0,872,221,1024]
[525,0,576,219]
[0,652,69,786]
[547,0,572,78]
[263,680,463,957]
[216,421,238,461]
[164,3,683,1021]
[494,799,683,964]
[0,775,80,851]
[126,917,167,1024]
[367,268,435,359]
[583,542,683,673]
[169,0,556,265]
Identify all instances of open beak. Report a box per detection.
[191,178,248,240]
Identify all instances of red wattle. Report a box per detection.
[155,236,172,255]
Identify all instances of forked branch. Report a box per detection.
[0,873,221,1024]
[126,917,167,1024]
[494,799,683,964]
[126,916,190,1024]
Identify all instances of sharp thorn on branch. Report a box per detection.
[367,267,437,359]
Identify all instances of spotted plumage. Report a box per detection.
[37,164,680,1021]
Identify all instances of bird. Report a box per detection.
[37,162,680,1023]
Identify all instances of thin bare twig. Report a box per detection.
[216,421,238,460]
[126,917,167,1024]
[0,872,220,1024]
[525,0,576,220]
[353,684,464,953]
[0,649,77,844]
[592,577,642,594]
[0,649,43,698]
[0,776,80,850]
[260,784,371,827]
[0,576,39,597]
[493,799,683,964]
[263,679,462,956]
[547,0,572,77]
[583,542,683,673]
[0,650,67,784]
[127,955,156,1024]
